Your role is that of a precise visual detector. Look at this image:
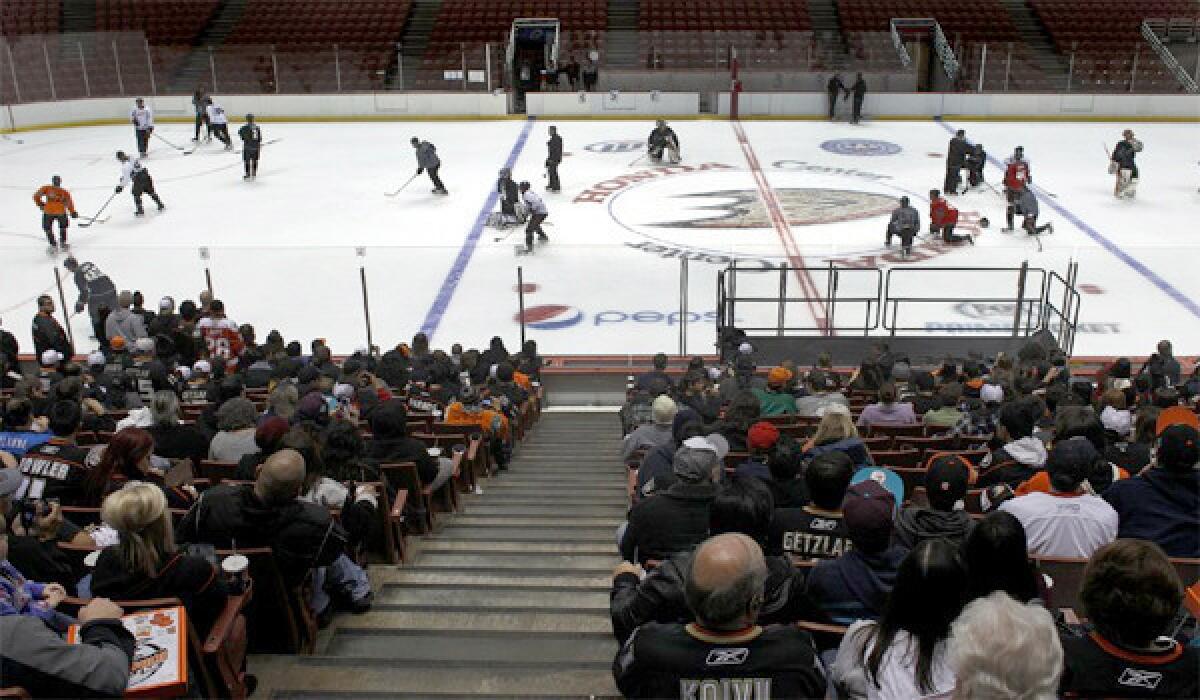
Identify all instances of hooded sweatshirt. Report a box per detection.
[892,507,976,549]
[1103,469,1200,558]
[806,545,907,624]
[976,436,1047,488]
[103,307,147,344]
[636,409,700,495]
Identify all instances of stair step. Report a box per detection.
[416,552,617,571]
[419,540,615,554]
[437,526,617,543]
[378,583,610,610]
[484,477,624,485]
[334,608,613,633]
[461,506,624,517]
[447,515,622,527]
[257,659,618,696]
[326,628,617,665]
[376,568,611,589]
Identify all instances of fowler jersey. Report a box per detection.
[1004,157,1032,191]
[16,439,91,505]
[196,317,244,367]
[33,185,76,216]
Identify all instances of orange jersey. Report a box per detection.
[444,402,510,440]
[33,185,76,216]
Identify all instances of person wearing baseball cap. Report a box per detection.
[999,437,1118,558]
[1102,423,1200,558]
[752,367,798,416]
[806,479,908,623]
[620,439,724,566]
[622,395,678,461]
[734,421,781,482]
[893,454,976,549]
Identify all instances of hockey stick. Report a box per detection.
[78,191,118,228]
[385,173,419,197]
[234,137,281,154]
[628,152,646,167]
[152,132,185,151]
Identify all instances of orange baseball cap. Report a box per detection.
[767,366,793,386]
[1156,405,1200,436]
[110,336,126,350]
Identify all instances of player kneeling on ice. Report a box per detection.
[1109,129,1142,199]
[1016,189,1053,237]
[647,120,681,164]
[33,175,78,254]
[885,196,920,259]
[519,181,549,254]
[114,151,164,217]
[930,189,974,246]
[497,168,523,225]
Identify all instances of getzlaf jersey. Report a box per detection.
[1060,631,1200,698]
[196,317,244,367]
[16,439,92,505]
[614,622,827,699]
[767,507,852,559]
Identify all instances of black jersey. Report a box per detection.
[238,123,262,150]
[16,439,92,505]
[72,262,116,307]
[124,358,171,403]
[767,507,852,559]
[1060,631,1200,698]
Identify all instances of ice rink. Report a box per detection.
[1,116,1198,357]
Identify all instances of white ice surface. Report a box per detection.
[1,118,1197,357]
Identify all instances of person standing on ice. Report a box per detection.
[825,74,846,120]
[519,181,549,254]
[945,129,969,195]
[114,151,164,217]
[130,98,154,159]
[239,114,262,180]
[1109,129,1142,199]
[497,168,521,224]
[411,137,448,195]
[33,175,78,254]
[849,73,867,124]
[647,120,680,164]
[546,125,563,192]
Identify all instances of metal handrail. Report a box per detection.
[1141,20,1199,94]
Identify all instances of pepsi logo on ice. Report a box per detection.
[584,140,645,153]
[820,139,902,157]
[516,305,720,330]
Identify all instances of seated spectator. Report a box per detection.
[806,480,908,623]
[976,397,1048,489]
[16,400,91,505]
[176,449,371,618]
[288,425,378,548]
[141,390,208,464]
[90,482,226,632]
[610,477,825,644]
[1059,539,1199,698]
[50,377,115,434]
[620,436,726,565]
[263,382,299,423]
[857,383,917,429]
[3,496,78,592]
[0,597,134,697]
[961,510,1042,604]
[235,416,289,480]
[903,371,939,416]
[768,451,854,559]
[635,409,703,497]
[893,454,976,549]
[733,421,780,482]
[802,405,872,466]
[208,397,260,462]
[621,395,677,462]
[634,352,672,394]
[831,539,969,699]
[198,376,245,438]
[712,390,761,453]
[0,398,51,458]
[999,438,1118,558]
[676,369,720,423]
[717,355,764,404]
[84,427,196,509]
[613,532,827,698]
[923,385,966,431]
[1104,423,1199,558]
[180,360,213,404]
[0,512,72,632]
[320,420,379,483]
[948,591,1063,699]
[364,399,453,492]
[445,386,509,470]
[762,435,808,508]
[752,367,798,416]
[795,369,849,418]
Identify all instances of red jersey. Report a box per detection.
[930,197,959,227]
[1004,157,1031,191]
[196,317,244,367]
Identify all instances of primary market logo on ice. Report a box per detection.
[516,305,720,331]
[584,140,644,153]
[820,139,902,156]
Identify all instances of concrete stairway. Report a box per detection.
[999,0,1068,82]
[166,0,249,93]
[256,411,625,698]
[60,0,96,34]
[808,0,848,70]
[394,0,441,90]
[605,0,641,68]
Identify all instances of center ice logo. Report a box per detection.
[820,139,902,156]
[653,189,898,229]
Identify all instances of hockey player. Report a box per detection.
[546,125,563,192]
[519,181,549,254]
[1110,129,1142,199]
[945,129,969,194]
[1002,146,1032,232]
[964,143,987,188]
[130,97,154,158]
[238,113,262,180]
[191,88,211,142]
[411,136,448,194]
[497,168,521,224]
[63,257,117,331]
[647,120,680,164]
[205,98,231,150]
[33,175,78,254]
[885,196,920,259]
[849,73,867,124]
[115,150,164,216]
[930,189,974,245]
[825,74,846,120]
[1016,188,1053,237]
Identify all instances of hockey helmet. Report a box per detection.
[519,181,531,190]
[63,256,78,269]
[51,175,61,186]
[979,217,990,228]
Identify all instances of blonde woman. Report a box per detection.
[803,405,873,466]
[90,482,226,632]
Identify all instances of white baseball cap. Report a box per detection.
[40,349,63,366]
[193,360,212,374]
[86,351,106,367]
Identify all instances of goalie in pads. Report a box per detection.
[1110,129,1142,199]
[647,120,681,164]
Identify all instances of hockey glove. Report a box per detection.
[416,167,424,175]
[75,302,85,313]
[70,211,78,218]
[115,186,124,193]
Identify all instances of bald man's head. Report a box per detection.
[256,448,306,506]
[684,533,768,631]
